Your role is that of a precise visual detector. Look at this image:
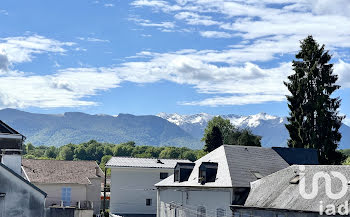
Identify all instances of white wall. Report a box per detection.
[158,187,232,217]
[0,165,46,217]
[35,183,87,208]
[1,154,21,175]
[109,167,174,215]
[86,177,102,215]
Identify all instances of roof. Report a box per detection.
[156,145,290,188]
[272,147,319,165]
[22,159,104,185]
[105,157,191,169]
[243,165,350,213]
[0,120,24,136]
[0,120,25,151]
[0,162,47,197]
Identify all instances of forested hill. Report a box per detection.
[0,109,201,148]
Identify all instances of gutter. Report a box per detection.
[230,205,320,214]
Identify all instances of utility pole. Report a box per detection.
[103,167,107,214]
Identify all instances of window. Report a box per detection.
[198,162,218,184]
[61,187,71,207]
[174,162,195,182]
[160,172,169,179]
[233,211,240,217]
[174,169,180,182]
[146,199,152,206]
[197,206,206,217]
[216,208,226,217]
[251,171,263,179]
[290,175,300,184]
[241,211,252,217]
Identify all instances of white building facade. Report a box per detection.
[156,145,293,217]
[106,157,190,217]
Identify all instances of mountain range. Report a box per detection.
[157,112,350,150]
[0,108,348,149]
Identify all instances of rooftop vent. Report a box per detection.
[157,159,164,164]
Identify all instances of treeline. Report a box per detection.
[23,140,206,170]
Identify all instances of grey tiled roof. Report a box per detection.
[156,145,290,188]
[225,145,290,187]
[106,157,190,169]
[244,165,350,212]
[22,159,104,185]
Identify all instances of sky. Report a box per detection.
[0,0,349,123]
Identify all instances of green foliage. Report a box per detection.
[22,140,204,170]
[204,126,223,152]
[44,146,58,159]
[58,145,74,160]
[202,116,261,151]
[343,157,350,165]
[284,35,345,165]
[100,155,112,175]
[340,149,350,157]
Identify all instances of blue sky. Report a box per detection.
[0,0,349,122]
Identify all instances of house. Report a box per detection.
[231,165,350,217]
[22,159,104,215]
[155,145,318,217]
[0,120,47,217]
[105,157,191,217]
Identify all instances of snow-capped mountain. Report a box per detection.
[157,112,349,149]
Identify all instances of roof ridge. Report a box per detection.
[23,159,98,163]
[110,156,188,161]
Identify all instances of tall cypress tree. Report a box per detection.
[284,35,345,164]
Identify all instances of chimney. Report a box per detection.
[1,149,22,175]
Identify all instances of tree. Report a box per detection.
[159,147,181,159]
[113,145,134,156]
[204,126,223,152]
[44,146,57,159]
[58,146,74,160]
[26,143,35,154]
[100,155,112,172]
[202,116,235,145]
[284,35,345,164]
[202,116,261,152]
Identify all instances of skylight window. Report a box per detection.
[251,171,263,179]
[290,175,301,184]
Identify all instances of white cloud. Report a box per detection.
[181,94,286,106]
[200,31,235,38]
[0,68,120,108]
[174,12,221,26]
[0,52,9,72]
[129,17,175,29]
[104,3,114,7]
[0,9,8,15]
[77,37,110,43]
[344,118,350,126]
[334,60,350,88]
[0,35,74,63]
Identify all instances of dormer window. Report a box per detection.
[198,162,218,185]
[174,162,195,182]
